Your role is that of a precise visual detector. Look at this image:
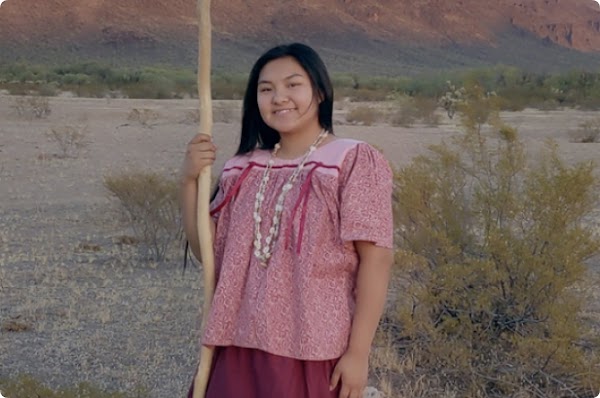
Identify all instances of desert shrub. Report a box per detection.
[122,78,174,99]
[12,95,51,119]
[390,104,418,128]
[46,125,89,158]
[31,96,52,118]
[12,96,28,116]
[570,118,600,143]
[127,108,159,128]
[0,374,147,398]
[346,106,383,126]
[37,82,59,97]
[412,96,441,126]
[333,74,397,102]
[331,73,359,90]
[212,73,246,100]
[116,67,181,99]
[389,96,440,127]
[346,88,390,102]
[104,171,180,261]
[531,99,560,111]
[60,72,93,86]
[389,84,600,396]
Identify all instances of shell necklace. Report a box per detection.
[253,129,328,267]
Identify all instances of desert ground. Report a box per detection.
[0,94,599,397]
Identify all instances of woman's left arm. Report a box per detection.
[330,241,393,398]
[348,241,393,356]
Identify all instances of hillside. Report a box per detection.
[1,0,600,74]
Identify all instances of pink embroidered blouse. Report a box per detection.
[202,138,393,360]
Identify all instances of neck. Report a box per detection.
[277,127,327,159]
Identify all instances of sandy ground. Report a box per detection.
[0,95,599,397]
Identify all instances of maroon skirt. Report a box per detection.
[187,346,341,398]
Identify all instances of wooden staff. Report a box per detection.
[192,0,215,397]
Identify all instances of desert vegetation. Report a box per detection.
[2,63,600,110]
[46,125,89,159]
[0,375,147,398]
[0,74,599,397]
[377,83,600,397]
[127,108,160,128]
[12,95,51,119]
[104,171,181,262]
[570,118,600,144]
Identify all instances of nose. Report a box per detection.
[272,89,289,104]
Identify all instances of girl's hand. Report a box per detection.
[329,349,369,398]
[181,133,217,184]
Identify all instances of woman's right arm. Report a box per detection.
[180,133,217,262]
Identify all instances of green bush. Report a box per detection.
[390,83,600,396]
[212,73,246,99]
[2,62,600,106]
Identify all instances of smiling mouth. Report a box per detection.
[274,109,295,115]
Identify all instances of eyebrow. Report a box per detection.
[258,73,304,85]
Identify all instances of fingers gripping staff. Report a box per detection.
[192,0,215,397]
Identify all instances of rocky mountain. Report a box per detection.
[0,0,599,74]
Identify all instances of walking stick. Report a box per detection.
[192,0,215,397]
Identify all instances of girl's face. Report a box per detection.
[257,56,321,137]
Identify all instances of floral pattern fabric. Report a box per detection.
[203,138,393,360]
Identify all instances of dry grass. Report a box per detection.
[339,97,442,128]
[46,124,89,159]
[1,315,33,333]
[390,96,441,127]
[127,108,160,128]
[12,95,52,119]
[0,374,148,398]
[570,117,600,143]
[346,106,384,126]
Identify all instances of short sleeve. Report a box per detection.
[339,143,394,248]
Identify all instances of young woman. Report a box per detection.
[181,43,393,398]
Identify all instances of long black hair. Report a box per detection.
[184,43,334,272]
[236,42,334,155]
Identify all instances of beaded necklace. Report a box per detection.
[253,129,328,267]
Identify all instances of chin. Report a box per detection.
[266,123,299,134]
